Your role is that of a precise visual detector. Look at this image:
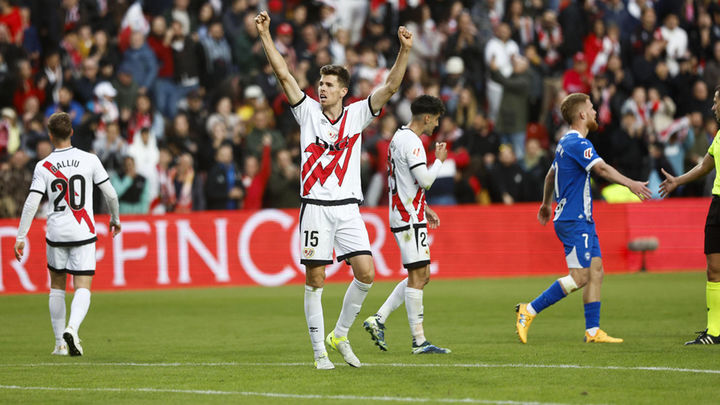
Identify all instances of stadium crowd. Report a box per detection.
[0,0,715,218]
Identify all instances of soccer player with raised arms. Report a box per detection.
[255,11,413,369]
[14,112,121,356]
[659,85,720,345]
[363,95,450,354]
[515,93,651,344]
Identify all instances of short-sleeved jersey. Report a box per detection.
[552,131,603,223]
[292,94,379,202]
[388,127,427,229]
[708,129,720,195]
[29,147,109,245]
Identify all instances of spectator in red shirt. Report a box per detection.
[562,52,591,94]
[147,16,181,118]
[242,134,271,210]
[0,0,22,44]
[13,59,45,114]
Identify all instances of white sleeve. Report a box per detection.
[410,160,443,190]
[290,93,314,125]
[16,191,43,242]
[98,180,120,225]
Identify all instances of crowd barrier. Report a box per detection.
[0,198,709,294]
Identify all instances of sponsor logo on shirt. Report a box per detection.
[583,148,593,159]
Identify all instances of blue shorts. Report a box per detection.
[553,221,601,269]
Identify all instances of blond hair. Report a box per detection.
[560,93,589,125]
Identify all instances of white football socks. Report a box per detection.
[334,278,372,338]
[586,327,599,337]
[304,285,325,357]
[406,287,426,345]
[526,303,538,315]
[49,288,66,345]
[376,278,408,323]
[67,288,91,332]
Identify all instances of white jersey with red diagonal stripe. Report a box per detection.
[29,147,110,245]
[388,127,427,229]
[292,94,379,202]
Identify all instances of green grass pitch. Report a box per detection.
[1,272,719,404]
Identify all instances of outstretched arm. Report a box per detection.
[660,153,715,198]
[537,165,555,225]
[592,160,652,200]
[255,11,303,105]
[369,26,413,113]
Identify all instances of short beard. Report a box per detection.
[587,119,599,132]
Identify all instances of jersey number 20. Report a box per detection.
[51,175,86,212]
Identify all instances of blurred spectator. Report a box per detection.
[490,55,531,159]
[88,81,119,140]
[535,9,563,74]
[200,19,234,87]
[127,94,164,143]
[522,138,551,202]
[13,59,45,113]
[205,142,243,210]
[111,155,151,214]
[562,52,591,95]
[264,148,300,208]
[244,107,285,160]
[487,144,525,205]
[0,0,22,43]
[128,126,160,201]
[112,63,140,113]
[122,29,158,97]
[684,111,711,196]
[242,135,271,210]
[93,121,126,173]
[1,107,20,157]
[485,23,520,122]
[38,50,63,106]
[44,85,84,127]
[169,152,203,213]
[0,149,32,218]
[166,112,198,156]
[147,16,180,118]
[558,0,593,59]
[73,58,100,105]
[657,13,688,77]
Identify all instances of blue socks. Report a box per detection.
[584,301,601,330]
[530,281,566,314]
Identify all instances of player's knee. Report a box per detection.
[707,266,720,282]
[569,272,589,288]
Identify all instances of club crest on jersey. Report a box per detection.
[583,147,593,159]
[303,248,315,258]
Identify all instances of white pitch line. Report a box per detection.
[0,385,567,405]
[1,361,719,375]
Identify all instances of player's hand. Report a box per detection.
[14,241,24,261]
[538,203,552,226]
[398,26,413,49]
[435,142,448,162]
[110,221,122,237]
[426,207,440,229]
[628,180,652,200]
[658,168,677,198]
[255,11,270,35]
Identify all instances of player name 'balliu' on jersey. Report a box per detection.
[291,94,379,202]
[388,127,427,229]
[29,147,110,245]
[552,130,603,223]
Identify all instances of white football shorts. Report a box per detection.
[299,202,372,265]
[391,223,431,270]
[47,243,96,275]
